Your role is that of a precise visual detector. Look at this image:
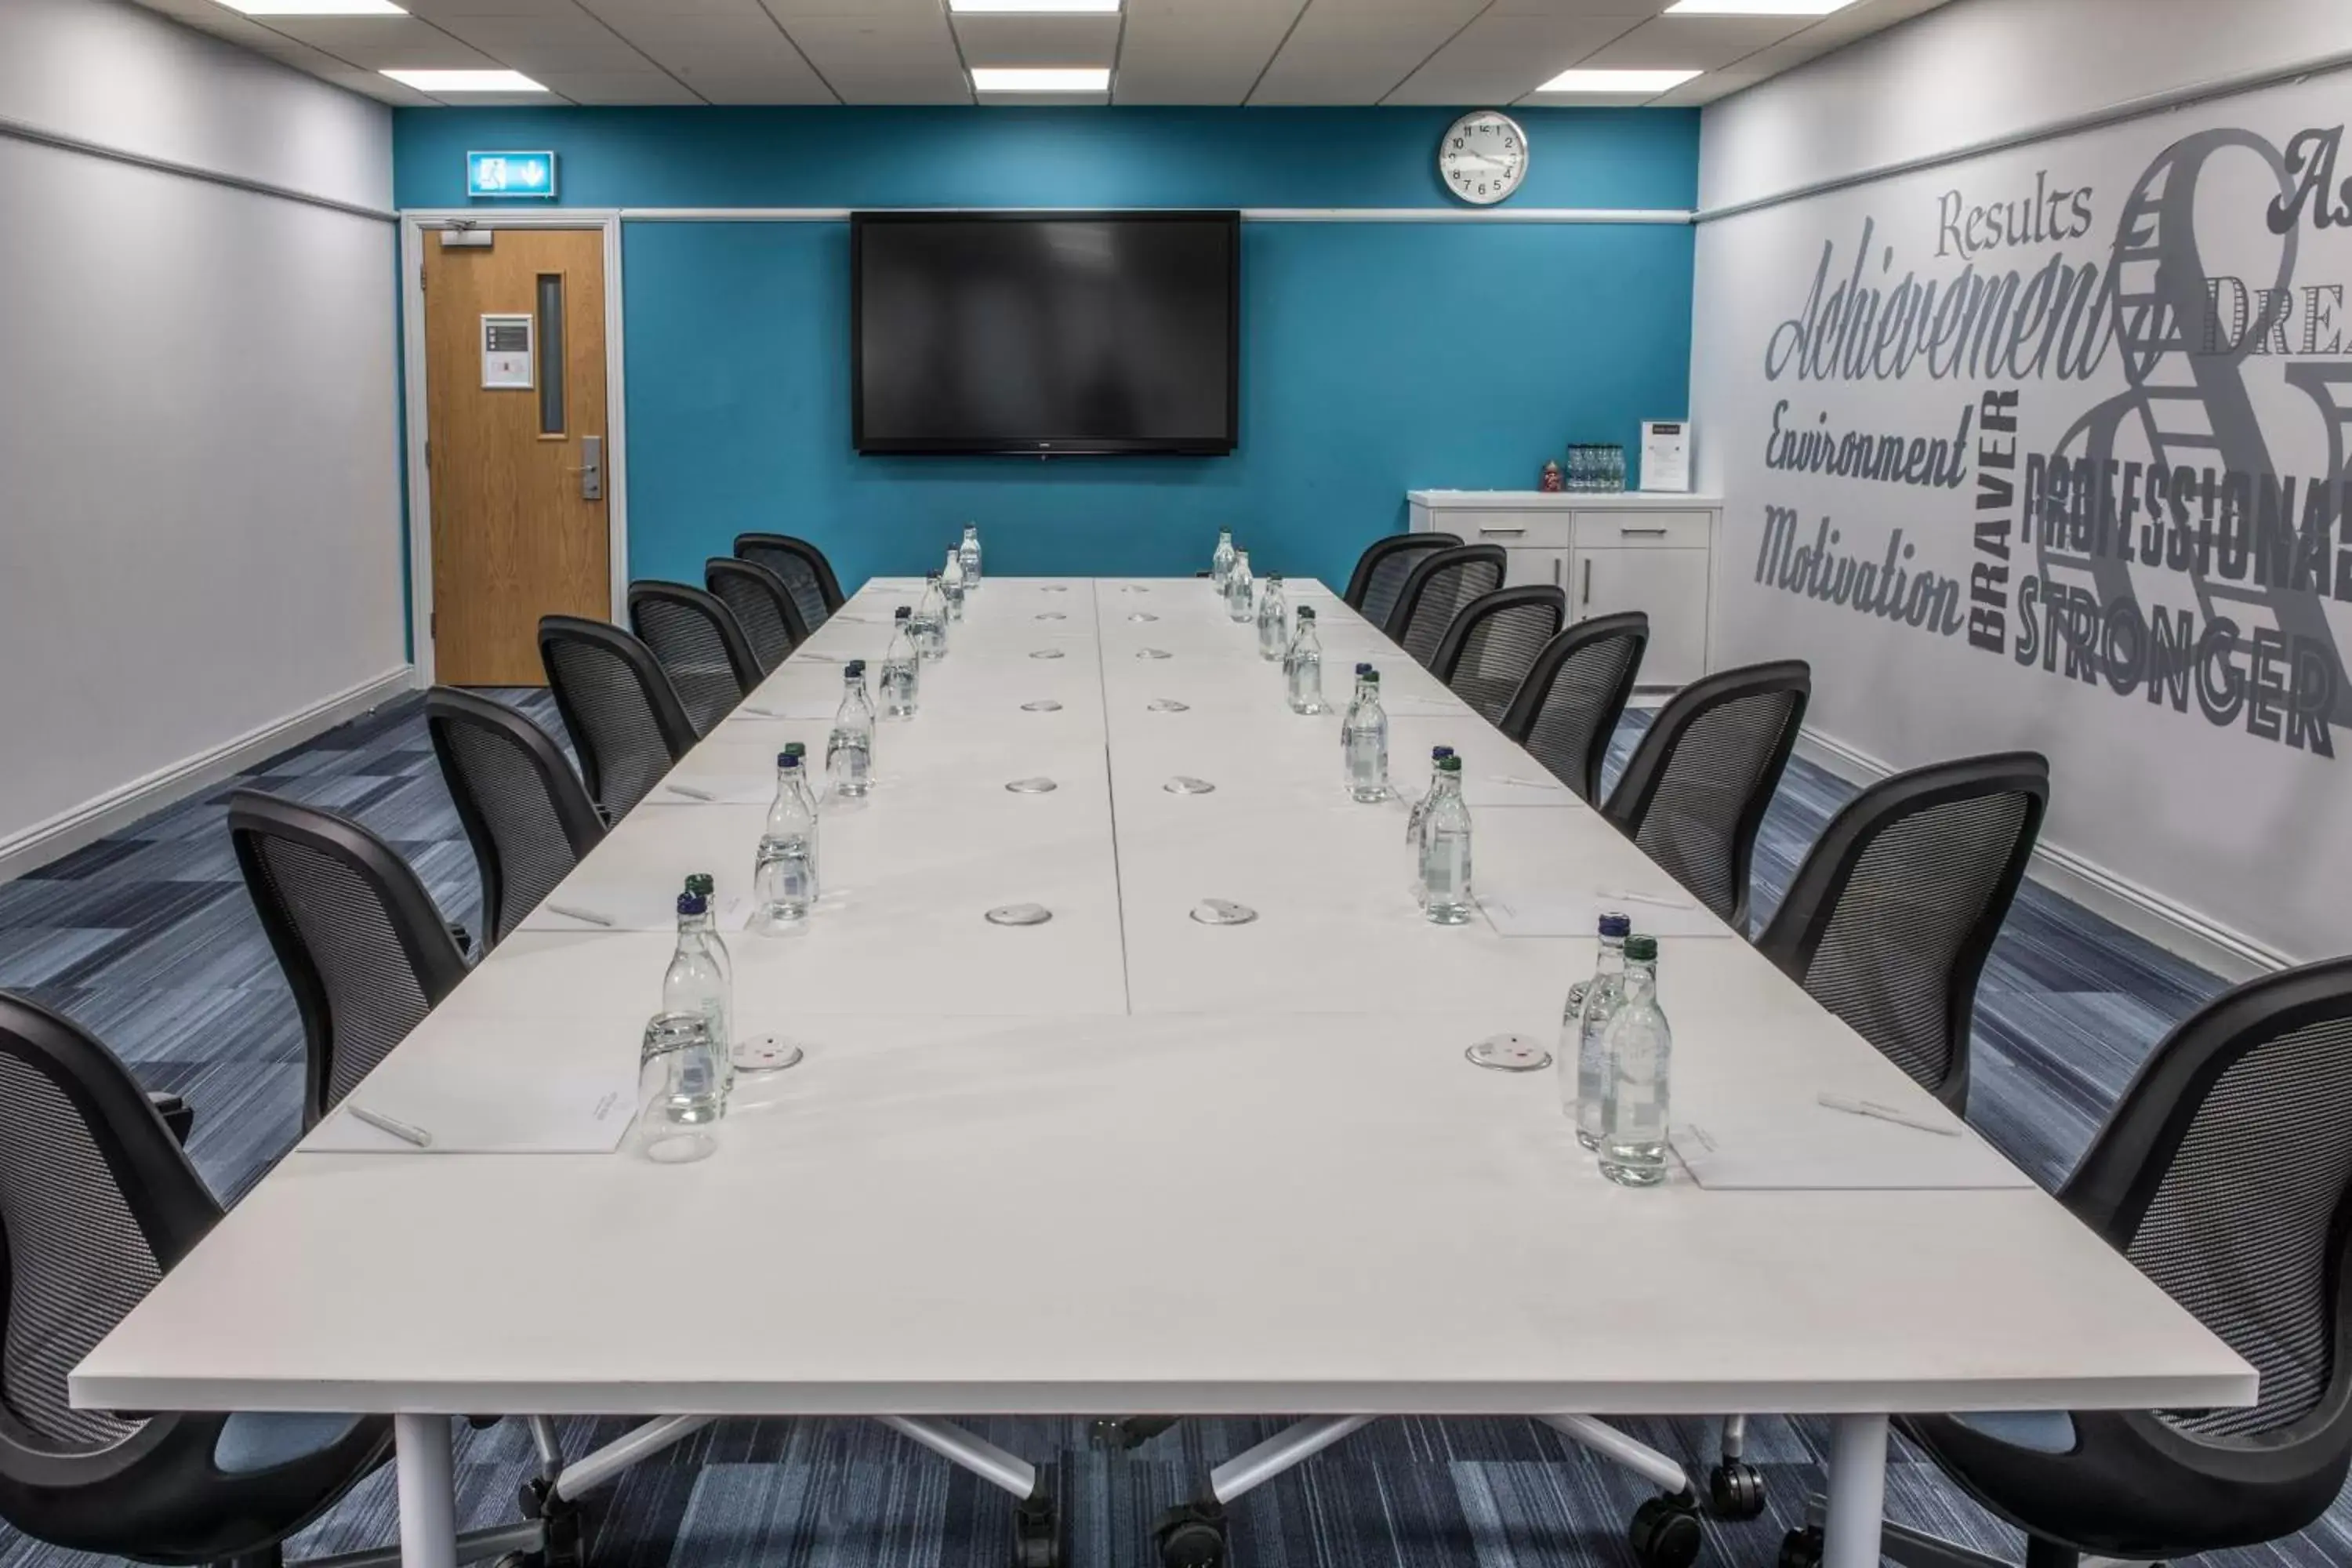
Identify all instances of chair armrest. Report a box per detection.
[147,1091,194,1145]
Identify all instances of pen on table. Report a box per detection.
[1817,1091,1960,1138]
[1489,775,1563,790]
[347,1104,433,1148]
[1598,887,1696,910]
[546,902,616,927]
[665,782,717,801]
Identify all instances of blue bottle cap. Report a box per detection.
[678,891,709,917]
[1355,662,1374,675]
[777,751,798,769]
[1599,913,1632,938]
[845,659,866,676]
[895,605,912,619]
[1432,746,1454,760]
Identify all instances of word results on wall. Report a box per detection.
[1749,115,2352,762]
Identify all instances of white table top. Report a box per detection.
[75,576,2251,1421]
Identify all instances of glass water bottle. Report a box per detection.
[1211,528,1236,589]
[1598,937,1671,1188]
[1570,913,1632,1149]
[1419,757,1473,924]
[1285,607,1326,714]
[826,660,876,797]
[959,523,982,592]
[1225,548,1254,623]
[1256,575,1288,659]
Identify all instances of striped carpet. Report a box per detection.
[0,688,2342,1568]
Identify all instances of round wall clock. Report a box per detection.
[1439,110,1529,205]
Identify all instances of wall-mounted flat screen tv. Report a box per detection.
[851,211,1240,456]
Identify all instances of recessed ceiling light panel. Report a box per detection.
[381,69,549,93]
[971,67,1112,93]
[1534,67,1703,94]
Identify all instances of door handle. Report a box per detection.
[1552,558,1563,588]
[1581,559,1592,607]
[579,435,603,501]
[1479,525,1527,536]
[1619,526,1668,538]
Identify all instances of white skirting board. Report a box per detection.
[1791,728,2292,984]
[0,666,417,886]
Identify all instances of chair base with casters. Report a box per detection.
[1779,1490,2151,1568]
[1137,1414,1702,1568]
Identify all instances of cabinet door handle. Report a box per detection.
[1619,525,1668,538]
[1552,557,1563,588]
[1478,525,1527,536]
[1581,559,1592,606]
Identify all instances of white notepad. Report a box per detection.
[645,778,774,806]
[518,890,753,934]
[1669,1107,2031,1192]
[303,1029,641,1156]
[1478,891,1729,938]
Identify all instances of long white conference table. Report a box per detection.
[76,574,2249,1568]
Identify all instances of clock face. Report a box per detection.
[1439,111,1529,206]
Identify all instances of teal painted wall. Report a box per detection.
[394,107,1697,590]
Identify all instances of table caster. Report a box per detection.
[1153,1501,1229,1568]
[1014,1486,1060,1568]
[1778,1525,1824,1568]
[1091,1417,1178,1451]
[1707,1459,1766,1520]
[1628,1490,1704,1568]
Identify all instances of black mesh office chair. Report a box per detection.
[706,557,808,677]
[0,992,390,1566]
[734,533,844,633]
[1602,660,1809,929]
[1759,753,2049,1112]
[230,791,467,1129]
[1383,544,1507,670]
[1343,533,1460,633]
[426,688,607,949]
[1498,614,1649,804]
[538,615,698,822]
[1784,955,2352,1568]
[1428,586,1566,725]
[627,580,762,738]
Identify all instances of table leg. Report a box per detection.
[1819,1412,1889,1568]
[394,1414,459,1568]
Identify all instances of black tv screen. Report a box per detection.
[851,212,1239,456]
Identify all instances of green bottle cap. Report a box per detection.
[1437,755,1461,773]
[1623,935,1658,961]
[782,741,806,758]
[684,873,714,897]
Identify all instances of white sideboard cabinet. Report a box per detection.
[1405,490,1720,691]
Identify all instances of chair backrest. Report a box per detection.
[1383,544,1508,669]
[2062,956,2352,1451]
[1344,533,1461,630]
[1602,659,1810,927]
[1428,586,1566,725]
[1756,753,2049,1111]
[627,581,761,738]
[1498,613,1649,805]
[537,615,698,821]
[0,993,219,1455]
[228,792,467,1129]
[705,557,807,677]
[734,534,843,631]
[425,688,607,948]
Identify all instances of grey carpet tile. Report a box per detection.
[2,679,2345,1567]
[0,927,124,988]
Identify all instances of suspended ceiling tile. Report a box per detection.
[757,0,957,16]
[782,15,971,103]
[1250,0,1490,106]
[678,68,838,103]
[1385,12,1650,106]
[951,13,1122,70]
[261,16,506,69]
[314,65,444,104]
[622,19,834,100]
[1570,14,1803,72]
[435,15,652,71]
[1646,63,1768,107]
[527,68,702,102]
[1112,0,1301,106]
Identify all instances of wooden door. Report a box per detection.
[423,228,609,686]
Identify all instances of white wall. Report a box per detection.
[0,0,405,875]
[1693,0,2352,972]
